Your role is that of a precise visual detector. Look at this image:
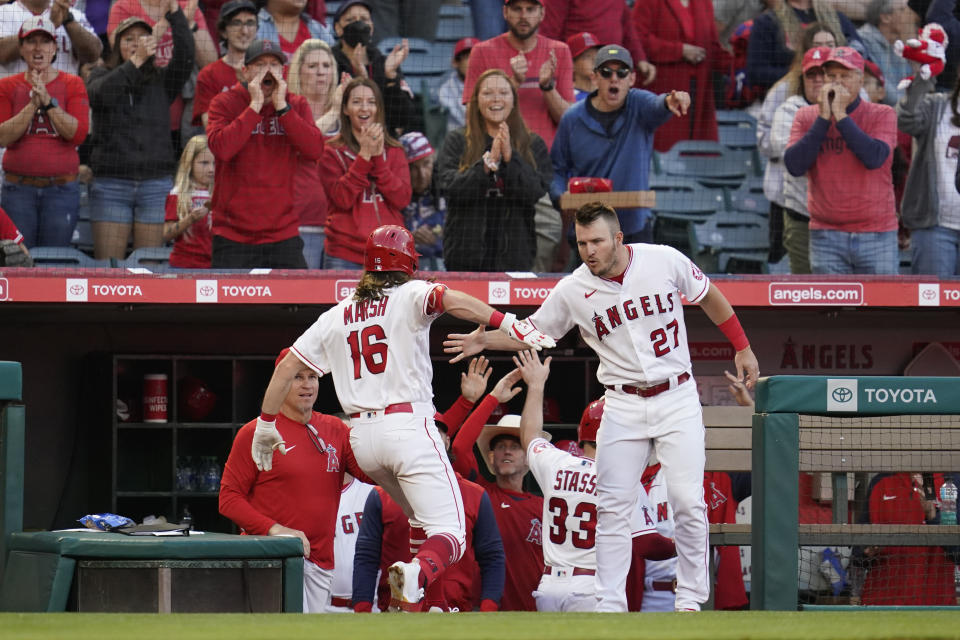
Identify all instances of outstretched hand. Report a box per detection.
[461,356,493,402]
[513,349,551,388]
[444,324,487,363]
[491,367,523,403]
[666,90,690,117]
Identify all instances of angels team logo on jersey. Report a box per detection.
[691,263,705,281]
[641,505,655,527]
[708,481,727,510]
[326,445,340,472]
[532,442,549,454]
[526,518,542,545]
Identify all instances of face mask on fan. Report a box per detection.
[341,21,372,48]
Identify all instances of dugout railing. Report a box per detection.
[749,375,960,611]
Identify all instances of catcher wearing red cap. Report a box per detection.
[254,225,554,611]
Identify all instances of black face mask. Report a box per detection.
[341,20,371,47]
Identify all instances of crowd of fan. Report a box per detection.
[1,0,959,276]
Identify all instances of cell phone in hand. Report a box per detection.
[923,473,936,500]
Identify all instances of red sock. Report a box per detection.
[422,575,449,611]
[415,534,458,588]
[633,532,677,561]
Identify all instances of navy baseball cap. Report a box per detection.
[334,0,372,23]
[244,39,286,66]
[594,44,633,71]
[219,0,257,24]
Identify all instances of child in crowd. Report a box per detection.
[400,131,446,271]
[163,135,214,269]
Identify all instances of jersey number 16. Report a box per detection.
[347,325,388,379]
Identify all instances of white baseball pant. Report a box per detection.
[594,379,709,612]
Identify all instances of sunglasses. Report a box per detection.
[597,66,630,79]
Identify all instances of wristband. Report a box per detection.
[717,314,750,352]
[275,104,291,116]
[488,310,505,329]
[260,411,277,423]
[539,79,555,92]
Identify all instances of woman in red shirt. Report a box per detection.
[0,16,88,248]
[320,77,411,269]
[163,134,214,268]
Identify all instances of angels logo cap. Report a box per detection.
[18,15,57,40]
[802,46,831,72]
[825,46,864,72]
[244,39,287,66]
[567,32,601,60]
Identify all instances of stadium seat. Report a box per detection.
[688,211,769,273]
[716,109,757,127]
[650,177,725,252]
[658,140,752,189]
[379,38,449,92]
[435,4,473,42]
[718,122,757,150]
[725,176,769,215]
[123,246,173,270]
[29,246,111,268]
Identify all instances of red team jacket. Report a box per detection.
[320,143,411,265]
[219,412,370,569]
[451,394,544,611]
[207,87,325,245]
[862,473,955,605]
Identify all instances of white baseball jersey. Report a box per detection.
[529,244,710,385]
[291,280,445,413]
[331,479,376,599]
[0,2,97,78]
[526,438,657,570]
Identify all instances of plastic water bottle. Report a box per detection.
[940,479,958,525]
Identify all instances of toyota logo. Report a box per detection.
[200,285,215,297]
[69,284,85,296]
[922,288,937,300]
[831,387,853,403]
[492,286,507,299]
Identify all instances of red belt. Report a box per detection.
[350,402,413,419]
[652,579,677,593]
[543,565,595,576]
[607,372,690,398]
[330,596,352,608]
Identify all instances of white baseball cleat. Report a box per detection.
[388,559,424,611]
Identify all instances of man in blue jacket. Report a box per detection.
[550,44,690,265]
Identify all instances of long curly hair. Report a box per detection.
[460,69,537,172]
[353,271,411,301]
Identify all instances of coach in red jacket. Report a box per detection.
[207,39,325,268]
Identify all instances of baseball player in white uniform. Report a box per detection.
[445,203,759,612]
[513,351,677,612]
[253,225,555,611]
[328,475,377,612]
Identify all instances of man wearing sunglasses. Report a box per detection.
[550,44,690,254]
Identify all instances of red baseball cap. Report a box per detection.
[454,37,478,60]
[863,59,885,86]
[566,32,601,60]
[824,46,864,72]
[802,46,831,73]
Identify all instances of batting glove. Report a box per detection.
[252,417,285,471]
[499,313,556,351]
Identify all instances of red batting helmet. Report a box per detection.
[578,397,604,444]
[364,225,419,275]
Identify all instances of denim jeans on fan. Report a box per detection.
[910,226,960,277]
[809,229,899,274]
[322,254,363,270]
[300,228,325,269]
[2,180,79,246]
[89,176,172,225]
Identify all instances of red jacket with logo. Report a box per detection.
[219,411,370,569]
[320,142,411,264]
[207,86,325,244]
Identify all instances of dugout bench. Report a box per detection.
[0,530,305,612]
[705,376,960,611]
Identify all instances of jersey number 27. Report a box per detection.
[347,325,388,379]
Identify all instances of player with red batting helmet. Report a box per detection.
[254,225,554,611]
